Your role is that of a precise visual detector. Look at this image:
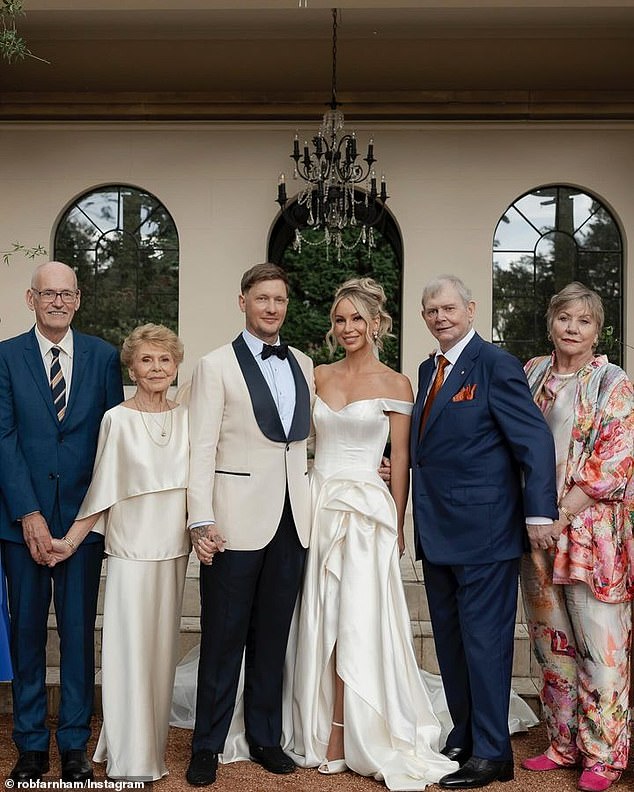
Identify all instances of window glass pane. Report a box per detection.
[493,207,540,251]
[492,185,623,365]
[54,185,179,381]
[514,189,557,234]
[76,189,120,233]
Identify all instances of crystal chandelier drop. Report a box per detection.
[276,8,388,259]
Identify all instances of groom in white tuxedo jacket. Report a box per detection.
[185,263,314,787]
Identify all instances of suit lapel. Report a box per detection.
[419,333,482,437]
[231,334,287,443]
[411,357,434,453]
[64,329,87,423]
[286,350,310,441]
[23,328,59,423]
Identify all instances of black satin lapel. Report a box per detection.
[231,335,287,443]
[23,331,58,423]
[286,350,310,441]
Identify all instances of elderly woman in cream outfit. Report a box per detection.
[49,324,190,781]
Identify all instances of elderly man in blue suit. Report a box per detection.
[411,275,557,789]
[0,261,123,783]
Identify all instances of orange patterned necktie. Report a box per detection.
[419,354,449,437]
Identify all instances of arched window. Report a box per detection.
[492,185,623,365]
[54,185,179,353]
[268,203,403,370]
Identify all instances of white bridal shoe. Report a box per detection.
[318,758,348,774]
[318,721,347,775]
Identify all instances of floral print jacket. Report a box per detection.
[525,354,634,603]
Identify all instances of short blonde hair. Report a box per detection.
[546,282,604,340]
[326,277,393,354]
[121,323,184,368]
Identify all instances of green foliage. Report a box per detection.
[2,242,47,266]
[280,228,401,370]
[493,190,623,365]
[55,186,179,381]
[1,1,48,63]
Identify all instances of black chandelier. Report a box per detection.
[276,8,388,258]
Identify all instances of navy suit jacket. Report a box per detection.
[0,327,124,543]
[411,333,558,565]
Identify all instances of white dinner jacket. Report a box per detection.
[187,338,314,550]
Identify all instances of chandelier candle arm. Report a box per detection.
[275,7,389,259]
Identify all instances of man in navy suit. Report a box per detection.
[0,261,123,783]
[411,275,557,789]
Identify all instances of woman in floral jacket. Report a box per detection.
[520,282,634,792]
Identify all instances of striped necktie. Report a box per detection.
[50,347,67,421]
[419,354,449,438]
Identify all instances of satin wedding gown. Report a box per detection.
[170,397,538,787]
[290,396,456,789]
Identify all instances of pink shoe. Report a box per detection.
[522,753,567,772]
[578,763,621,792]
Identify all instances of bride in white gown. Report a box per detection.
[170,278,538,789]
[289,277,457,789]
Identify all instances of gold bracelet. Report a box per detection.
[559,505,576,525]
[62,535,76,553]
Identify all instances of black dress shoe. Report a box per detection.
[249,745,296,774]
[186,750,218,786]
[441,746,471,767]
[61,750,94,783]
[439,756,514,788]
[10,751,50,782]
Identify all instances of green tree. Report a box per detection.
[280,228,402,369]
[493,188,622,364]
[1,1,47,63]
[55,186,179,378]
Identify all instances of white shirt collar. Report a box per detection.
[34,325,74,360]
[435,327,475,366]
[242,328,280,358]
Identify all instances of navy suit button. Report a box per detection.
[58,435,64,443]
[48,473,56,479]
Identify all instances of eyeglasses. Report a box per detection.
[32,289,79,304]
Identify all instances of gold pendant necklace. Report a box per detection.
[134,396,173,446]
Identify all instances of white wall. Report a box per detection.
[0,121,631,383]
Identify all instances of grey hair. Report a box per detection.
[421,275,472,308]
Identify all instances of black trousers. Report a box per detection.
[192,494,306,752]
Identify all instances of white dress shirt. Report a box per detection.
[34,325,74,396]
[242,329,296,436]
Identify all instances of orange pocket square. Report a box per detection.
[452,384,477,402]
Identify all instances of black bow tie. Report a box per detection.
[261,342,288,361]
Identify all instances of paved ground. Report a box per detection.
[0,716,632,791]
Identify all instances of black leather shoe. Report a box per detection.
[61,749,94,783]
[439,757,514,788]
[441,746,471,767]
[249,745,295,774]
[186,750,218,786]
[10,751,50,782]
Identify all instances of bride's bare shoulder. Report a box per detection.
[378,366,414,402]
[314,361,343,389]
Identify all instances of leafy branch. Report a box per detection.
[1,0,49,63]
[2,242,47,266]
